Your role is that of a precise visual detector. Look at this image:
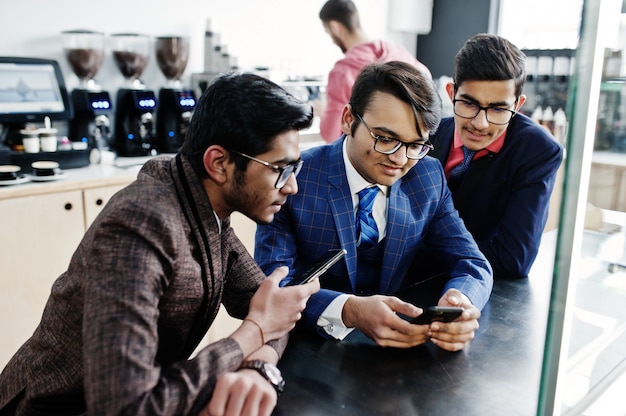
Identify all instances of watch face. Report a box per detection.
[263,362,285,392]
[263,362,282,384]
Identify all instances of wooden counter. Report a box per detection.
[0,162,139,200]
[0,131,324,201]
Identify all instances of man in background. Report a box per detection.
[315,0,432,143]
[423,33,564,279]
[256,61,492,352]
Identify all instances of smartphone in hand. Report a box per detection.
[410,306,463,325]
[286,248,347,286]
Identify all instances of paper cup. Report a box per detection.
[40,136,57,152]
[23,137,40,153]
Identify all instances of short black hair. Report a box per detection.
[454,33,526,98]
[180,72,313,178]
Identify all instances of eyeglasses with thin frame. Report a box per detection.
[452,99,518,125]
[355,113,434,160]
[229,149,303,189]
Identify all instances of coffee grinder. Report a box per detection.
[154,36,196,153]
[111,33,157,157]
[62,30,113,154]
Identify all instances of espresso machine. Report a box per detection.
[111,33,157,157]
[155,36,196,153]
[62,30,113,153]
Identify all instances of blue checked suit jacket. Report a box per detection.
[255,137,493,336]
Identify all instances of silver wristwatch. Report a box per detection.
[239,360,285,395]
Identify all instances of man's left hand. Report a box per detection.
[428,289,481,352]
[202,369,276,416]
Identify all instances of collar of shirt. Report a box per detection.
[342,138,388,238]
[444,127,507,177]
[213,211,222,234]
[342,138,389,199]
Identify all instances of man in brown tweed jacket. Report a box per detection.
[0,73,319,416]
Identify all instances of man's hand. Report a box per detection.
[202,369,275,416]
[230,267,320,359]
[247,266,320,342]
[427,288,481,352]
[342,295,429,348]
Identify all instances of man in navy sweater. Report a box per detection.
[423,33,564,279]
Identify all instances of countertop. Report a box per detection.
[274,214,626,415]
[0,132,325,201]
[0,159,145,200]
[592,150,626,167]
[274,231,557,415]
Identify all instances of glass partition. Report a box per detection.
[499,0,625,413]
[538,0,626,414]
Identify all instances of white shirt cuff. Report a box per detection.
[316,294,355,340]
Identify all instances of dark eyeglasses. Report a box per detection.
[229,149,303,189]
[452,99,517,125]
[355,113,433,160]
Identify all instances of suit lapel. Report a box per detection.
[379,181,412,293]
[326,140,359,289]
[172,155,223,356]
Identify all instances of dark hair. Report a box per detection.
[319,0,360,32]
[454,33,526,98]
[180,72,313,178]
[348,61,442,136]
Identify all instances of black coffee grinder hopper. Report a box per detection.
[62,30,113,162]
[155,36,196,154]
[111,33,157,157]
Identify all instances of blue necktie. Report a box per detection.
[356,186,380,248]
[450,146,475,179]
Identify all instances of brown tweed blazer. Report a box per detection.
[0,155,284,415]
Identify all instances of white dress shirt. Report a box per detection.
[316,138,389,339]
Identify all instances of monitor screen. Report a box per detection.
[0,57,72,124]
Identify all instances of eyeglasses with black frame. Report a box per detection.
[229,149,303,189]
[355,113,433,160]
[452,99,518,125]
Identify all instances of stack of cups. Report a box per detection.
[19,127,58,153]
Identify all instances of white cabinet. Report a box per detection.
[587,159,626,212]
[0,190,85,368]
[83,184,127,227]
[0,182,129,368]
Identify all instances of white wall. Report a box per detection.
[0,0,403,94]
[498,0,583,49]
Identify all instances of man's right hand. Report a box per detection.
[247,266,320,343]
[342,295,430,348]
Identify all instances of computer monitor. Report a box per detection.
[0,56,73,124]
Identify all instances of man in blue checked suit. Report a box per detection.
[255,61,493,352]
